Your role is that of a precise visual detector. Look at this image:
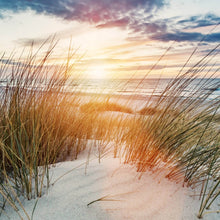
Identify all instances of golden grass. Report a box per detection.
[0,41,219,219]
[80,100,133,114]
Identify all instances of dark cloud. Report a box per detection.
[96,17,167,34]
[0,0,165,23]
[178,14,220,29]
[1,1,219,44]
[126,13,220,43]
[205,32,220,42]
[96,16,168,42]
[0,0,167,44]
[151,31,220,43]
[151,31,203,42]
[130,20,167,34]
[97,12,220,44]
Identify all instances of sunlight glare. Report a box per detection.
[88,65,108,79]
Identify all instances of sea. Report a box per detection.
[0,78,220,103]
[68,78,220,101]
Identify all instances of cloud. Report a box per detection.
[151,31,203,42]
[0,0,165,24]
[130,20,167,34]
[0,58,32,68]
[151,31,220,43]
[96,12,220,44]
[114,64,173,71]
[15,37,48,47]
[178,14,220,29]
[96,17,130,29]
[0,0,167,44]
[2,1,219,44]
[125,13,220,43]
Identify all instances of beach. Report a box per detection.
[2,149,219,220]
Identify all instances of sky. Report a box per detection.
[0,0,220,78]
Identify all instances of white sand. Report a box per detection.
[2,153,219,220]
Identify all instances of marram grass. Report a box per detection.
[0,43,96,217]
[0,42,220,219]
[118,44,220,218]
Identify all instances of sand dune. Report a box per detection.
[3,153,219,220]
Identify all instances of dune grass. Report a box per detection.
[117,45,220,218]
[138,107,159,115]
[0,41,219,219]
[0,43,94,217]
[80,100,133,114]
[0,43,131,218]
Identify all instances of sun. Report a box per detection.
[88,65,108,79]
